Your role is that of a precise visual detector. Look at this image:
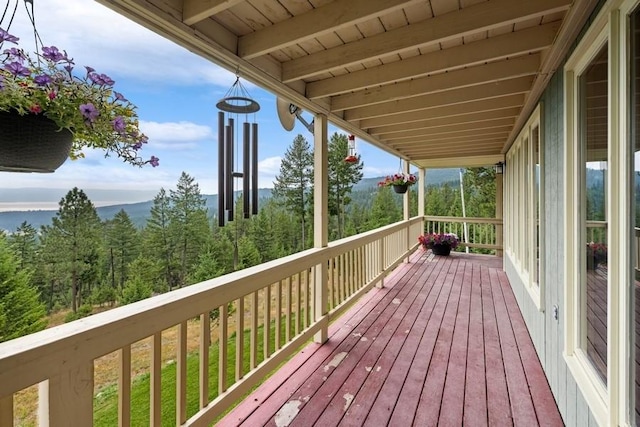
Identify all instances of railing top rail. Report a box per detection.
[424,215,503,225]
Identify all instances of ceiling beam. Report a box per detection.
[403,145,504,158]
[414,155,504,168]
[346,76,533,121]
[400,141,505,154]
[386,131,510,146]
[238,0,420,59]
[369,108,521,136]
[331,54,540,111]
[360,95,524,129]
[183,0,243,26]
[307,22,559,99]
[282,0,571,82]
[377,119,516,139]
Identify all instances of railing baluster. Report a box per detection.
[286,277,292,343]
[0,394,12,426]
[264,285,271,359]
[236,297,245,381]
[275,281,282,351]
[328,258,334,310]
[340,253,346,303]
[296,273,301,335]
[177,322,187,425]
[119,344,131,427]
[250,291,258,369]
[219,303,228,394]
[200,312,210,409]
[303,269,309,329]
[151,332,161,427]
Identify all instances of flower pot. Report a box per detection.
[0,111,73,173]
[393,183,408,194]
[431,243,452,256]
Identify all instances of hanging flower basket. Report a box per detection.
[0,110,72,172]
[393,183,408,194]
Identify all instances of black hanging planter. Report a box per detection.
[392,183,408,194]
[0,111,73,173]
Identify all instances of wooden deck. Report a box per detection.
[219,251,563,427]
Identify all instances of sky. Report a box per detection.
[0,0,402,209]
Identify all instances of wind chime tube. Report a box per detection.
[243,122,250,218]
[252,123,258,215]
[218,112,225,227]
[225,119,234,221]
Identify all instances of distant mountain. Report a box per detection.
[0,169,462,232]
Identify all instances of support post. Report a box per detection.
[496,168,504,256]
[418,167,426,218]
[313,114,328,343]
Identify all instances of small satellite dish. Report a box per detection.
[276,97,314,134]
[276,97,296,131]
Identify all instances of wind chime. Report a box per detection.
[216,76,260,227]
[344,134,358,163]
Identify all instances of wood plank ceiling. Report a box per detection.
[98,0,599,168]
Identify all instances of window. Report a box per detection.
[505,105,543,308]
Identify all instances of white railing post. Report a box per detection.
[313,113,328,343]
[496,167,504,256]
[42,363,94,426]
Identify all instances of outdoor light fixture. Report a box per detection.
[494,161,504,174]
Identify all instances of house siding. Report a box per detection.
[504,65,597,427]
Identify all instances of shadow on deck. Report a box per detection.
[220,251,563,426]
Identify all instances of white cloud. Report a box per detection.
[258,157,282,175]
[140,121,214,149]
[7,0,235,87]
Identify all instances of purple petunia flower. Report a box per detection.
[34,74,52,86]
[4,61,30,77]
[89,72,114,86]
[114,91,127,102]
[41,46,66,62]
[79,103,99,123]
[149,156,159,167]
[85,66,95,74]
[112,116,126,133]
[0,29,18,44]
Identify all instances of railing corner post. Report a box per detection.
[314,262,328,343]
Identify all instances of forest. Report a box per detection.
[0,132,498,343]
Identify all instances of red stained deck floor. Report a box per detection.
[219,251,563,427]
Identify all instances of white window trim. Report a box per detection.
[563,3,633,425]
[505,105,544,310]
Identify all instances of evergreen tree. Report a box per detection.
[8,221,38,270]
[367,186,402,228]
[272,134,314,251]
[328,133,364,239]
[45,188,102,312]
[170,172,211,286]
[0,236,47,342]
[104,210,139,290]
[144,188,175,291]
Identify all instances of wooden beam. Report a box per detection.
[307,22,559,99]
[369,108,521,136]
[408,147,504,160]
[387,131,509,146]
[360,95,524,129]
[345,76,533,121]
[401,145,505,158]
[414,155,504,168]
[283,0,571,82]
[399,141,505,154]
[378,119,515,140]
[331,54,540,111]
[183,0,243,26]
[238,0,420,59]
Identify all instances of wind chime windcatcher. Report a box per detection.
[216,77,260,226]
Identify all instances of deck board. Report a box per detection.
[220,251,563,427]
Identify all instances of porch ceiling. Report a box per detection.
[98,0,599,169]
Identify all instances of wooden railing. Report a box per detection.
[635,228,640,275]
[0,217,423,426]
[424,215,503,253]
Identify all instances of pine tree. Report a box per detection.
[144,188,175,291]
[273,134,314,251]
[45,188,102,312]
[104,210,139,289]
[367,186,402,229]
[328,133,364,239]
[0,236,47,342]
[8,221,38,270]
